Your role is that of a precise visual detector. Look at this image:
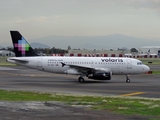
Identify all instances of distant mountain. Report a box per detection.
[1,34,160,50]
[30,42,50,49]
[0,42,13,48]
[30,34,160,50]
[0,42,50,49]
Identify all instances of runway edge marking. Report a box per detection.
[120,92,145,97]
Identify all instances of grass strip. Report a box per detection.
[0,89,159,117]
[152,70,160,74]
[0,57,16,66]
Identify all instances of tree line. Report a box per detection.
[1,47,139,55]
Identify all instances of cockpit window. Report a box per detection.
[137,62,142,65]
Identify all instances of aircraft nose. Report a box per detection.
[145,65,150,72]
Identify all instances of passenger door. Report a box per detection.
[127,59,132,69]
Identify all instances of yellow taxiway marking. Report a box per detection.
[120,92,145,97]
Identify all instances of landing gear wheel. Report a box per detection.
[126,74,131,83]
[78,77,84,83]
[126,79,130,83]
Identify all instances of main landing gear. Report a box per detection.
[78,76,85,83]
[78,75,131,83]
[126,74,130,83]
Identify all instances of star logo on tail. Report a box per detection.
[14,37,30,56]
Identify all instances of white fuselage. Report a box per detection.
[7,56,150,75]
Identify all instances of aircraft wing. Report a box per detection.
[61,62,95,74]
[61,62,111,75]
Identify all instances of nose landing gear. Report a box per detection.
[126,74,130,83]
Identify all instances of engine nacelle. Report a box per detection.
[87,70,112,80]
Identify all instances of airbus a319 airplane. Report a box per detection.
[7,31,150,83]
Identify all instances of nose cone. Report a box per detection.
[144,65,150,73]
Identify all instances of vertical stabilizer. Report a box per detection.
[10,31,38,57]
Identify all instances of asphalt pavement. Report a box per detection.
[0,66,159,120]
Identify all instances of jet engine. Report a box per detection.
[87,70,112,80]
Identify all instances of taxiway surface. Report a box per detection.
[0,66,159,98]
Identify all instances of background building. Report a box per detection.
[66,49,128,57]
[138,46,160,57]
[0,50,15,56]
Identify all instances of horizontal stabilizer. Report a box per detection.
[7,58,29,64]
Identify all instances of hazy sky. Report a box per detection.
[1,0,160,44]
